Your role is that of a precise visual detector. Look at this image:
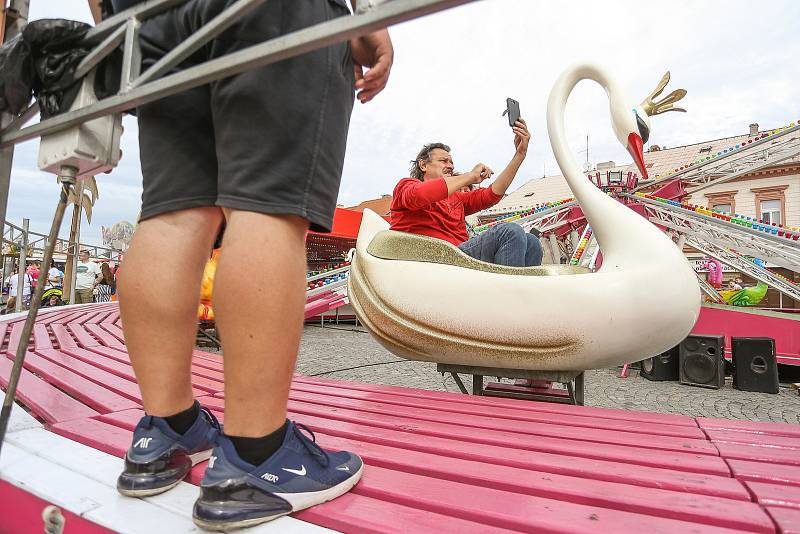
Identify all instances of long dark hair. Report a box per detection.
[100,263,115,288]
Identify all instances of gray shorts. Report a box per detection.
[137,0,355,232]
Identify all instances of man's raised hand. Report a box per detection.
[468,163,494,184]
[513,118,531,157]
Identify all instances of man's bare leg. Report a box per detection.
[212,210,309,437]
[118,207,223,416]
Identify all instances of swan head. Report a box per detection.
[609,71,687,180]
[610,100,651,180]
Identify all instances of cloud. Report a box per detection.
[14,0,800,241]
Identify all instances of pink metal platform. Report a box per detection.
[1,303,799,533]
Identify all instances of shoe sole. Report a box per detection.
[192,463,364,532]
[117,449,213,498]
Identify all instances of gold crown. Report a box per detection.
[641,71,687,116]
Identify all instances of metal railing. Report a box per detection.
[0,0,474,147]
[2,219,123,262]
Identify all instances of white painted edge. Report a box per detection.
[0,424,336,534]
[6,402,44,434]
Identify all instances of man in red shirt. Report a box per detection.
[390,119,541,266]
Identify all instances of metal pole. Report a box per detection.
[541,237,553,264]
[62,207,78,302]
[69,183,85,305]
[3,0,28,39]
[0,166,77,457]
[0,0,30,266]
[549,234,560,263]
[676,234,686,250]
[15,218,28,312]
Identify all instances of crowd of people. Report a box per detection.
[1,250,118,313]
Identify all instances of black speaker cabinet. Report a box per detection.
[640,346,680,381]
[732,337,779,394]
[679,335,725,389]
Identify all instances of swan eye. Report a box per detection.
[635,113,650,144]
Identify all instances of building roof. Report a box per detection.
[347,195,392,216]
[479,129,766,217]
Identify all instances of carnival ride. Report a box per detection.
[702,257,769,307]
[349,64,701,371]
[0,1,799,531]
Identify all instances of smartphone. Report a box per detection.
[505,98,521,127]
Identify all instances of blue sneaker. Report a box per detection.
[117,402,220,497]
[193,421,363,531]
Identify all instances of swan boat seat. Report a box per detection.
[348,210,601,372]
[366,229,590,278]
[349,64,700,373]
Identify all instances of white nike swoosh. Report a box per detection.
[282,465,307,476]
[336,466,350,472]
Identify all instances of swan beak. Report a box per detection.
[627,133,648,180]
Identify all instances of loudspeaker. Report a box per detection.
[640,346,679,381]
[679,335,725,389]
[732,337,779,394]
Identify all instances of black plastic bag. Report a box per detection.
[0,34,34,115]
[24,19,92,119]
[0,19,92,118]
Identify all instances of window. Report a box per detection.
[752,185,788,226]
[704,190,736,214]
[713,203,731,214]
[760,199,781,225]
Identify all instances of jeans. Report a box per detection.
[458,222,543,267]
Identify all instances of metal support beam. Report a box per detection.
[0,166,77,457]
[628,194,800,271]
[15,218,28,312]
[687,238,800,302]
[0,0,29,264]
[548,233,560,263]
[3,102,39,134]
[85,0,188,42]
[476,200,578,234]
[1,0,475,148]
[633,124,800,194]
[695,271,725,304]
[132,0,267,88]
[74,23,128,81]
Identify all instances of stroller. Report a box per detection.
[41,287,65,307]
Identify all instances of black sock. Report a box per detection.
[228,420,288,466]
[163,401,200,435]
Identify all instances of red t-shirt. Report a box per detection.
[390,178,503,246]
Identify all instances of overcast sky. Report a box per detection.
[9,0,800,245]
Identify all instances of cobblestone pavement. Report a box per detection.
[292,323,800,425]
